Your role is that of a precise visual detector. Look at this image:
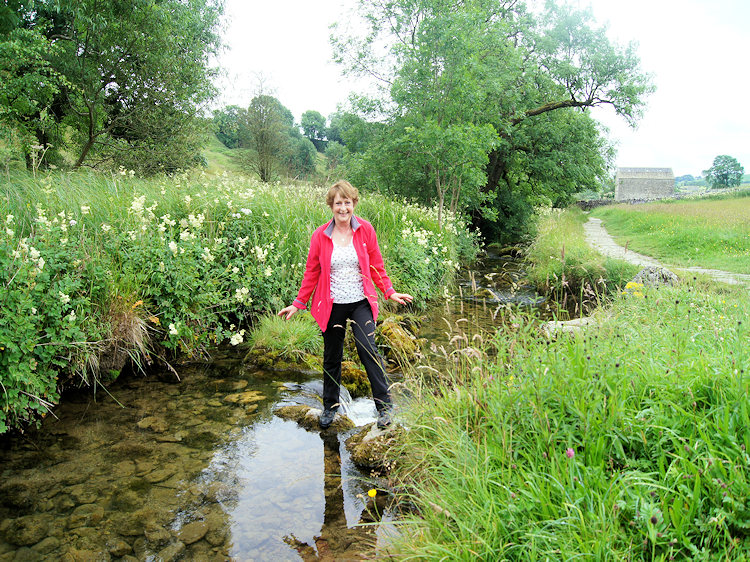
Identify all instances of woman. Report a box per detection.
[279,180,413,429]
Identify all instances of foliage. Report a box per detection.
[332,0,651,241]
[393,277,750,559]
[0,0,223,173]
[212,105,243,149]
[592,194,750,273]
[0,169,476,433]
[704,155,745,190]
[0,26,63,163]
[301,110,326,142]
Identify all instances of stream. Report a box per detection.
[0,252,543,561]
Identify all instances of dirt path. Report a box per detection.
[584,217,750,288]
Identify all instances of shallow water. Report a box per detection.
[0,251,540,560]
[0,358,390,560]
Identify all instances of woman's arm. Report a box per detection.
[366,225,413,304]
[279,231,320,319]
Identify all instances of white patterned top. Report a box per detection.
[330,242,365,303]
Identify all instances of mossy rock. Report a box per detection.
[243,347,321,373]
[486,243,525,257]
[341,361,370,398]
[275,404,355,432]
[345,422,403,475]
[377,316,420,365]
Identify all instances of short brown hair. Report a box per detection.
[326,180,359,208]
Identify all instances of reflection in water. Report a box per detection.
[282,432,386,561]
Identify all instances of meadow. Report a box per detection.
[0,170,477,433]
[591,191,750,274]
[390,204,750,560]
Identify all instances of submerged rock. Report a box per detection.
[223,391,265,406]
[345,422,402,475]
[177,521,208,545]
[136,416,169,433]
[0,514,52,547]
[274,405,355,432]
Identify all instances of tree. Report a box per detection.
[213,105,242,149]
[2,0,223,173]
[301,110,326,141]
[0,27,63,164]
[703,155,744,189]
[332,0,652,240]
[241,93,289,182]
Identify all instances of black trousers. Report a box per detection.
[322,299,391,412]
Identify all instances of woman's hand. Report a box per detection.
[278,305,299,320]
[388,292,414,305]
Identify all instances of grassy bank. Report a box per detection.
[591,191,750,274]
[391,208,750,560]
[0,170,477,433]
[525,207,639,313]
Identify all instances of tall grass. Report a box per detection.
[392,272,750,560]
[525,207,638,314]
[592,193,750,273]
[0,169,477,433]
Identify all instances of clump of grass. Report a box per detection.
[391,278,750,559]
[247,313,322,359]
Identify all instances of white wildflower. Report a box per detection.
[229,333,243,346]
[80,205,90,215]
[59,292,71,304]
[168,241,178,254]
[67,311,77,322]
[169,323,179,335]
[101,224,111,233]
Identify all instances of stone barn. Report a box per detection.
[615,168,675,201]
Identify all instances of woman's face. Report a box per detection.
[330,193,355,227]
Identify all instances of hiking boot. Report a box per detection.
[377,408,393,429]
[319,409,336,429]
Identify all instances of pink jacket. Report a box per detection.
[293,216,396,332]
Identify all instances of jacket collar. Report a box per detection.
[324,215,361,238]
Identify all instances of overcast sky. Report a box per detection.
[215,0,750,177]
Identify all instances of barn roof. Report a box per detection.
[616,167,674,179]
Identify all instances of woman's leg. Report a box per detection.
[322,303,348,411]
[349,300,391,412]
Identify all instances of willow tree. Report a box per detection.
[332,0,653,239]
